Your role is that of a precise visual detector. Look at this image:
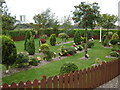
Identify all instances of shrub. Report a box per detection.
[74,31,81,45]
[87,41,94,48]
[111,45,120,51]
[60,62,78,74]
[112,33,119,40]
[40,38,46,44]
[24,31,32,50]
[29,56,38,66]
[110,51,118,57]
[58,33,69,42]
[95,58,102,64]
[40,44,50,52]
[81,43,86,49]
[50,34,56,46]
[26,37,35,55]
[15,52,29,68]
[65,48,76,55]
[1,35,17,70]
[77,45,83,51]
[110,39,118,45]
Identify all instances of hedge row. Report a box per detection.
[2,29,119,37]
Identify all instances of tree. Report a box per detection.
[33,8,58,29]
[97,14,118,46]
[1,1,16,31]
[1,35,17,71]
[73,2,100,58]
[60,16,73,30]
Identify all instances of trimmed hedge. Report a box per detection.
[3,29,119,38]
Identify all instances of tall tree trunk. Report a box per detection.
[106,28,109,47]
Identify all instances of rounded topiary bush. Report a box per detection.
[60,62,78,74]
[1,35,17,70]
[112,33,119,40]
[58,33,69,42]
[50,34,56,46]
[29,56,38,66]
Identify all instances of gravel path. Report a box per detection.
[94,75,120,89]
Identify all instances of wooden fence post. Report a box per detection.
[69,72,74,88]
[73,71,79,88]
[53,76,58,88]
[33,79,39,88]
[47,77,52,88]
[59,75,64,88]
[40,76,46,88]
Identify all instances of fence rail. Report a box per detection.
[1,59,120,89]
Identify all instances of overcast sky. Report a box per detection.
[5,0,120,23]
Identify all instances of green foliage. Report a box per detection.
[24,31,32,50]
[74,30,81,45]
[111,45,120,51]
[110,39,119,45]
[40,44,50,51]
[112,33,119,40]
[29,56,38,66]
[1,35,17,70]
[26,37,35,55]
[77,45,83,51]
[87,41,94,48]
[110,51,118,57]
[2,15,16,30]
[59,46,76,56]
[60,62,78,74]
[58,33,69,42]
[15,52,29,68]
[50,34,56,46]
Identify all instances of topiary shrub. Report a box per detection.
[40,44,54,61]
[50,34,56,46]
[112,33,119,40]
[58,33,69,42]
[110,51,118,57]
[15,52,29,68]
[60,62,78,75]
[1,35,17,70]
[29,56,38,66]
[40,44,50,52]
[24,31,32,50]
[74,31,81,45]
[26,36,35,55]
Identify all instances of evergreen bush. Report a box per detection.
[112,33,119,40]
[1,35,17,70]
[50,34,56,46]
[26,36,35,55]
[74,31,81,45]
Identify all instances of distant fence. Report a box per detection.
[1,59,120,89]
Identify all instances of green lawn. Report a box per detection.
[2,40,116,84]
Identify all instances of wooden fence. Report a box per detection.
[1,59,120,89]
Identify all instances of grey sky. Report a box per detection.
[5,0,120,23]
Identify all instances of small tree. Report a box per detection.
[50,34,56,46]
[26,36,35,55]
[58,33,69,42]
[74,30,81,45]
[1,35,17,71]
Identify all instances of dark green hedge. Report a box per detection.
[2,29,119,37]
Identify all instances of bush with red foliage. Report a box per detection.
[40,39,46,44]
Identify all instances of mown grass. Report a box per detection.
[2,40,116,84]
